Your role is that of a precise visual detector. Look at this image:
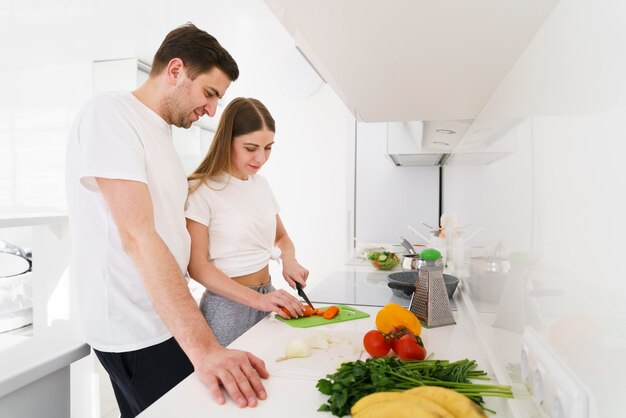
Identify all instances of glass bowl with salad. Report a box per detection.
[366,251,400,270]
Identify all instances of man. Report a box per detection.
[66,23,268,418]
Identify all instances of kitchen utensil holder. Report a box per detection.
[409,260,455,327]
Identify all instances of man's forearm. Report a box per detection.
[125,229,222,363]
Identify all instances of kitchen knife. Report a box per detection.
[400,236,417,254]
[295,282,315,309]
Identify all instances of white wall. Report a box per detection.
[0,0,138,212]
[0,0,354,288]
[444,120,533,250]
[135,0,355,285]
[445,0,626,415]
[355,122,439,244]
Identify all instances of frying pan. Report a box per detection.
[387,272,459,299]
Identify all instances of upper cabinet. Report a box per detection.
[264,0,559,123]
[264,0,558,161]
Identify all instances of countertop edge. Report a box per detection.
[0,213,68,228]
[0,333,90,397]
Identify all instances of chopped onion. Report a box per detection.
[306,334,330,349]
[276,338,312,362]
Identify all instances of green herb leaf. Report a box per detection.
[316,379,332,395]
[316,357,513,417]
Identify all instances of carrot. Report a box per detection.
[280,306,293,318]
[303,305,318,317]
[280,304,319,318]
[322,305,340,320]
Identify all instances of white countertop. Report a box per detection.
[305,268,411,307]
[305,263,457,310]
[139,300,512,418]
[0,324,90,397]
[0,213,68,228]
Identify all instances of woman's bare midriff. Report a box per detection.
[232,265,270,286]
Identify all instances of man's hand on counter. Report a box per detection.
[193,347,269,408]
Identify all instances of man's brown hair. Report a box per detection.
[151,22,239,81]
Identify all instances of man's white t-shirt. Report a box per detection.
[65,91,191,352]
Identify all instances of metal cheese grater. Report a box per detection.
[409,249,455,328]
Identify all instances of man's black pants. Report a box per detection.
[94,337,194,418]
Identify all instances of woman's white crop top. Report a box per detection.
[185,173,281,278]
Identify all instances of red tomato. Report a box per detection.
[390,337,401,354]
[363,330,391,357]
[393,334,427,360]
[388,326,414,353]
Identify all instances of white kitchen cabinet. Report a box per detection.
[0,214,91,418]
[0,214,75,335]
[0,330,89,418]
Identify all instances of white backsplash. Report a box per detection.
[445,0,626,416]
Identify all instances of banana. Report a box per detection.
[350,392,407,416]
[404,386,487,418]
[353,399,449,418]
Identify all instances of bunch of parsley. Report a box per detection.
[316,357,512,417]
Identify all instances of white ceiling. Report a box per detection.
[264,0,560,122]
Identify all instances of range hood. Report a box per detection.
[386,120,512,167]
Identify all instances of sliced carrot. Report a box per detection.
[303,305,318,317]
[279,306,293,318]
[322,305,340,320]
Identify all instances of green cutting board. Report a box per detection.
[274,304,370,328]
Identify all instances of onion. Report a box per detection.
[306,334,330,349]
[276,338,312,361]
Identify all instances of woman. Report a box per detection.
[185,97,308,346]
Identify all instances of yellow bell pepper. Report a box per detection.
[375,303,422,335]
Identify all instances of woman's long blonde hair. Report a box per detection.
[188,97,275,193]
